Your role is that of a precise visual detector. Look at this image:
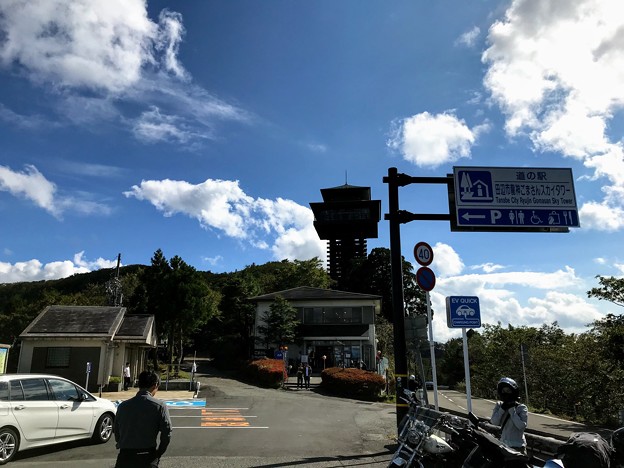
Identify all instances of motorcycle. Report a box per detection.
[388,391,562,468]
[388,389,465,467]
[460,412,534,468]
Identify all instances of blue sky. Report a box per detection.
[1,0,623,342]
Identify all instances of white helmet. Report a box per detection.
[409,375,416,380]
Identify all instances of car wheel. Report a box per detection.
[0,427,19,465]
[92,413,114,444]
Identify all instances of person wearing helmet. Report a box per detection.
[407,374,418,392]
[490,377,528,454]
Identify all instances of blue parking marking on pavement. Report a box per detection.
[164,399,206,407]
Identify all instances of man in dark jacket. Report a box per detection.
[114,371,172,468]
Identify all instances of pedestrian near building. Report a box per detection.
[123,363,131,391]
[114,370,172,468]
[296,364,304,389]
[303,362,312,389]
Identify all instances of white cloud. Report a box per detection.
[0,252,117,283]
[154,9,188,80]
[470,262,505,273]
[73,251,118,270]
[0,0,153,93]
[124,178,327,263]
[579,201,624,231]
[0,164,111,217]
[482,0,624,231]
[428,261,603,342]
[0,164,58,216]
[202,255,223,267]
[431,242,464,277]
[0,0,249,146]
[57,160,124,178]
[133,106,209,144]
[456,26,481,48]
[387,112,489,168]
[0,104,53,130]
[306,143,328,153]
[440,266,582,292]
[410,242,602,342]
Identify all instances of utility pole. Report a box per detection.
[106,253,123,307]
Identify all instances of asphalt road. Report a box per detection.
[10,365,600,467]
[10,367,398,467]
[430,388,600,440]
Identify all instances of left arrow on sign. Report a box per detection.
[461,212,486,221]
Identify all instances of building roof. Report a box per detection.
[115,314,153,337]
[248,286,381,302]
[114,314,158,346]
[19,306,155,345]
[21,306,125,338]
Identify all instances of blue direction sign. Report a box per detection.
[453,167,579,230]
[446,296,481,328]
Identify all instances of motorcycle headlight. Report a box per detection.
[407,420,429,445]
[407,427,423,445]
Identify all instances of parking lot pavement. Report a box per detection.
[100,389,198,402]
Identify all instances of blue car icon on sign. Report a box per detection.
[456,305,475,317]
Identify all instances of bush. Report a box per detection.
[320,367,386,400]
[243,358,285,388]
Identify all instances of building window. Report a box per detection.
[301,307,364,324]
[303,307,323,324]
[46,347,71,368]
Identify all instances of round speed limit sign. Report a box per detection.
[414,242,433,266]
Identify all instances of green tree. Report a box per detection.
[242,258,331,293]
[588,275,624,307]
[129,249,220,364]
[215,274,259,358]
[256,296,298,349]
[339,247,427,322]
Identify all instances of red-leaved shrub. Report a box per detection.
[320,367,385,400]
[244,358,285,388]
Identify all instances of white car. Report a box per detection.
[0,374,116,465]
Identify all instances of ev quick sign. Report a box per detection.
[446,296,481,329]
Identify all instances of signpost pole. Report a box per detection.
[386,167,409,430]
[426,291,439,410]
[521,344,530,407]
[462,328,473,413]
[85,361,91,391]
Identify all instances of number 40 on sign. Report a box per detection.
[414,242,433,266]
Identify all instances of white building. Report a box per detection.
[250,286,381,370]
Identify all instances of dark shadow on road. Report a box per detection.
[12,438,96,463]
[252,450,393,467]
